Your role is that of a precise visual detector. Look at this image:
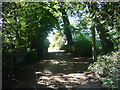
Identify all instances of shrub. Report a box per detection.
[71,40,92,57]
[62,34,92,57]
[88,51,119,88]
[63,34,101,57]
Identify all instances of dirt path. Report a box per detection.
[3,51,103,89]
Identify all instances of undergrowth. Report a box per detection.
[88,51,119,89]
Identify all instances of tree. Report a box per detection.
[86,2,115,54]
[58,1,73,46]
[2,2,58,61]
[91,25,97,60]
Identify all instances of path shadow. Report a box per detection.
[3,51,95,89]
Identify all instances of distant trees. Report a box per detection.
[49,30,66,50]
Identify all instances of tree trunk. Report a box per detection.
[58,2,73,45]
[32,36,44,60]
[95,21,114,54]
[91,26,97,60]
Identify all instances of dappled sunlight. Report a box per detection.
[32,52,93,89]
[35,71,43,75]
[36,72,90,89]
[49,60,60,64]
[38,61,89,74]
[73,57,80,60]
[35,52,91,75]
[4,51,94,88]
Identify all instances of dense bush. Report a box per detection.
[62,34,102,57]
[60,34,91,57]
[88,51,119,88]
[71,39,92,57]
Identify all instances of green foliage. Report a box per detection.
[85,2,119,54]
[2,2,58,78]
[49,30,66,50]
[72,35,92,57]
[88,51,119,88]
[62,34,92,57]
[2,2,58,61]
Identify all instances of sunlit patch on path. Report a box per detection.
[48,49,65,53]
[36,72,91,89]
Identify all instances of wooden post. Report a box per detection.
[91,26,97,61]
